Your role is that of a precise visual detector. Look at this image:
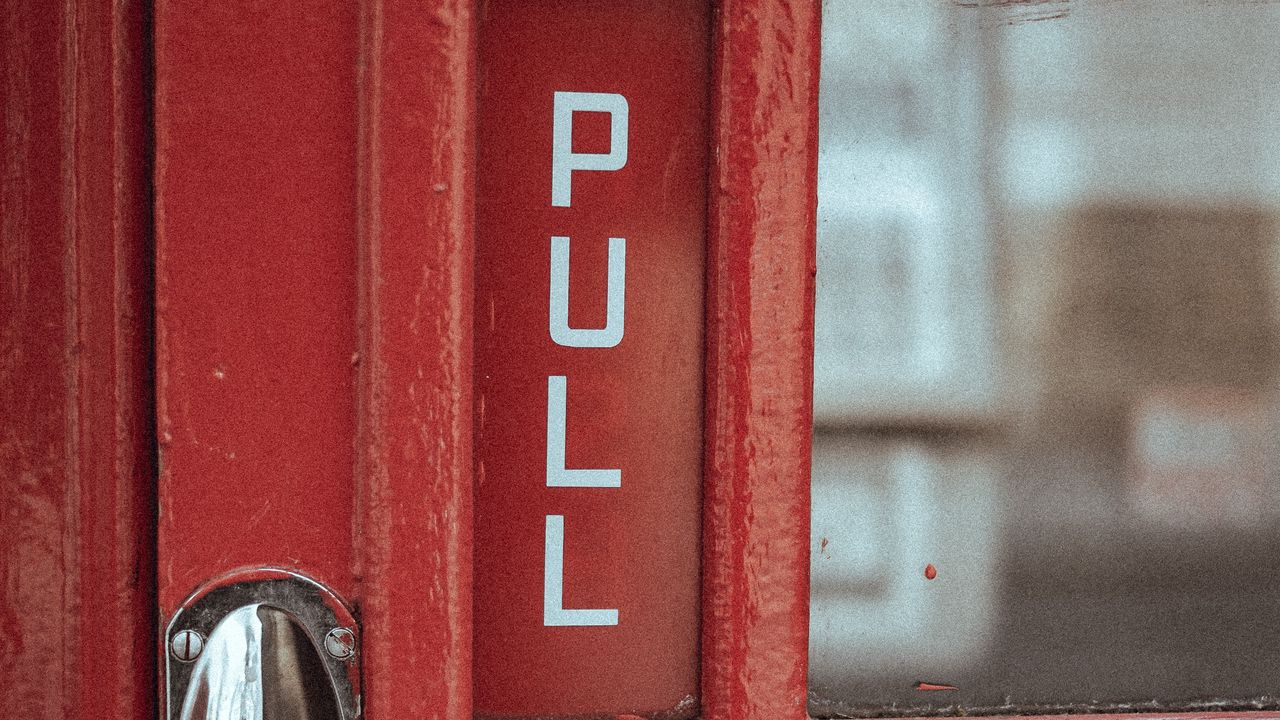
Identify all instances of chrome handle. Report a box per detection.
[165,569,361,720]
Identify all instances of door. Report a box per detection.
[2,1,818,718]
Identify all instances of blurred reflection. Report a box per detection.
[810,1,1280,715]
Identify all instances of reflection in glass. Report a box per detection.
[811,1,1280,715]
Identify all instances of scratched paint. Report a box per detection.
[916,682,960,692]
[953,0,1072,25]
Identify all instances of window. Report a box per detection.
[811,1,1280,714]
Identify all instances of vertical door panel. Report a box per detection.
[1,0,154,716]
[156,2,475,718]
[154,0,360,610]
[355,0,476,717]
[0,0,825,716]
[474,1,710,716]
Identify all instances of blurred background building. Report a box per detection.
[809,1,1280,714]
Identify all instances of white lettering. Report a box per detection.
[549,236,626,348]
[543,515,619,626]
[545,375,621,488]
[551,91,629,208]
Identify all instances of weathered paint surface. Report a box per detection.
[701,1,821,720]
[12,2,1280,720]
[156,0,473,717]
[155,0,360,612]
[355,0,475,718]
[0,0,154,716]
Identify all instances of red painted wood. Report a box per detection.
[1,0,154,716]
[154,0,359,611]
[700,1,821,720]
[158,0,474,715]
[473,1,709,716]
[354,0,475,718]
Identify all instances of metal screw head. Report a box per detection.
[170,629,204,663]
[324,627,356,660]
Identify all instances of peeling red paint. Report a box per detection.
[916,682,960,692]
[925,563,938,580]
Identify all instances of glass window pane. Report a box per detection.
[811,1,1280,714]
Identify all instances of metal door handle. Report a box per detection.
[165,569,361,720]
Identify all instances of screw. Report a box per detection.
[170,629,204,662]
[324,627,356,660]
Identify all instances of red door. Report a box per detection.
[3,1,817,718]
[12,3,1280,720]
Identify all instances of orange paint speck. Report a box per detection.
[915,681,958,692]
[924,563,937,580]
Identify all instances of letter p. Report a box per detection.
[552,91,629,208]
